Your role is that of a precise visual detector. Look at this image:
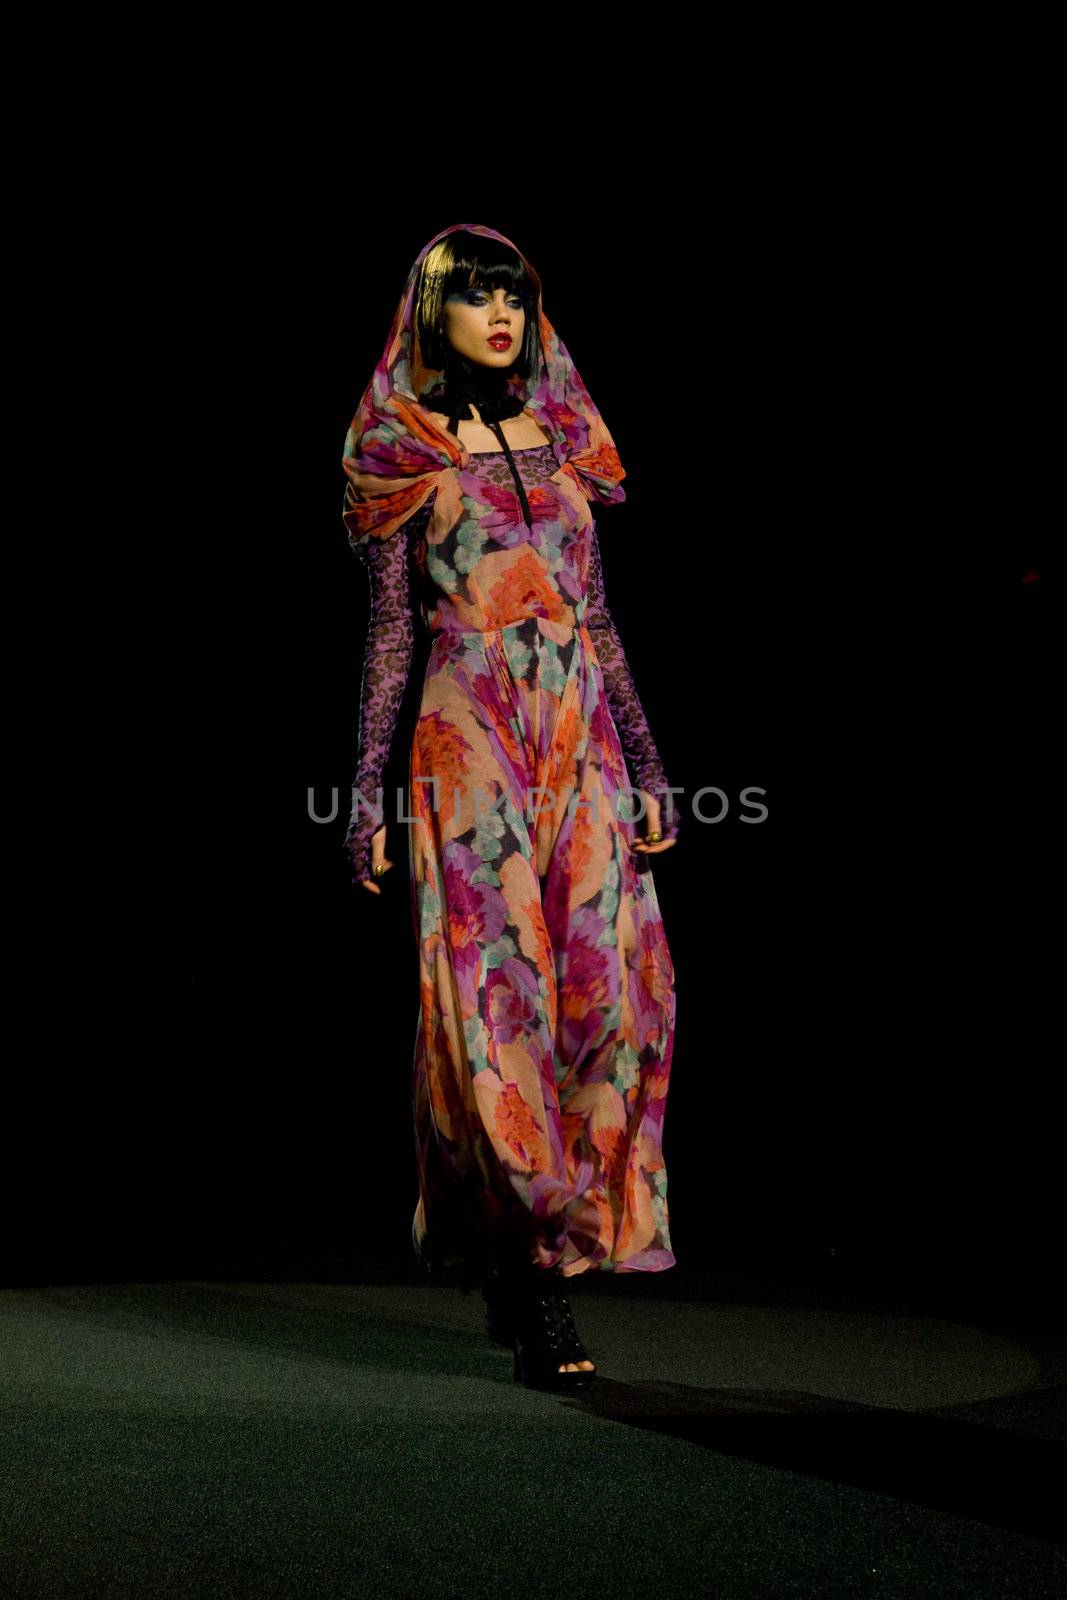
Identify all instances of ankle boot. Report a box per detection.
[508,1267,596,1392]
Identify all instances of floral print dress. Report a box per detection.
[349,435,678,1280]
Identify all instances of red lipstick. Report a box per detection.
[487,333,513,350]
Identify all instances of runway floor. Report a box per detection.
[2,1265,1063,1598]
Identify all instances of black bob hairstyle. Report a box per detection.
[415,230,545,387]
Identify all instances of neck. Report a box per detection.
[437,353,524,425]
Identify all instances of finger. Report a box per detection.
[365,856,394,888]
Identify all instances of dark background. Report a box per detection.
[15,157,1055,1324]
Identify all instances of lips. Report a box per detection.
[487,333,513,349]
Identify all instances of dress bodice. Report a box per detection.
[409,442,594,642]
[344,441,680,884]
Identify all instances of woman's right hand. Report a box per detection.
[360,824,394,894]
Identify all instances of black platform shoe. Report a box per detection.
[508,1270,596,1392]
[455,1261,514,1348]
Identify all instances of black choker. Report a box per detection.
[428,368,533,529]
[429,359,526,432]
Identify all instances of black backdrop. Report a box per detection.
[20,169,1055,1324]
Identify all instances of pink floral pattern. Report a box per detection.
[349,438,677,1279]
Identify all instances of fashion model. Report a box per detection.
[341,223,679,1391]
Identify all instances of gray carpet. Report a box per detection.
[1,1272,1063,1598]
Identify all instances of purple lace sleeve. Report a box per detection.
[344,503,430,885]
[585,518,681,843]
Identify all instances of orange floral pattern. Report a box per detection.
[407,444,676,1280]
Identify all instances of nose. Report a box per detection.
[489,291,511,324]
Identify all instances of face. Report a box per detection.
[442,281,525,370]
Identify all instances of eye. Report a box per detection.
[465,290,523,309]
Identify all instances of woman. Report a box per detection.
[341,223,680,1392]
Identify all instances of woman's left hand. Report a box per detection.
[630,790,677,854]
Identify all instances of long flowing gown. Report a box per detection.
[349,438,678,1280]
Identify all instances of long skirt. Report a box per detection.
[407,611,676,1280]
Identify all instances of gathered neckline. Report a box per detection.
[467,441,555,457]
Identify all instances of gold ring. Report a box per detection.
[372,862,386,876]
[647,831,661,842]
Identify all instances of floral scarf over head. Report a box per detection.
[341,222,626,550]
